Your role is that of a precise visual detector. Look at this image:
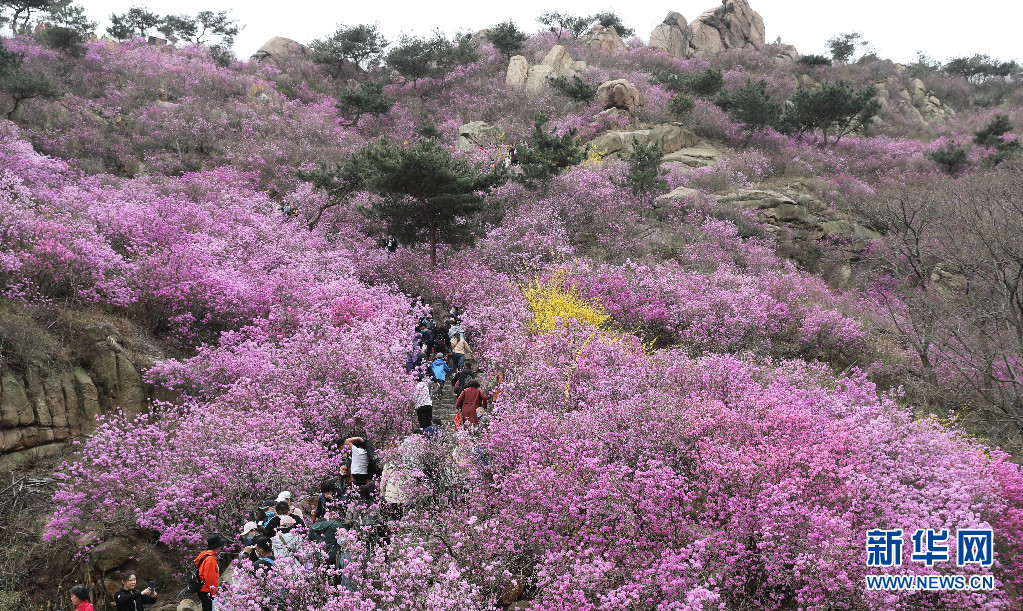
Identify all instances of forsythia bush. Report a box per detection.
[522,269,610,334]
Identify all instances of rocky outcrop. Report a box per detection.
[251,36,308,63]
[596,79,643,114]
[505,56,529,86]
[899,78,955,123]
[457,121,498,151]
[650,12,688,57]
[1,323,157,470]
[662,142,723,167]
[590,124,698,156]
[506,45,588,93]
[658,186,882,250]
[773,44,799,63]
[580,25,627,54]
[686,0,765,56]
[648,0,766,58]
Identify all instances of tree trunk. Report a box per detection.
[421,197,438,269]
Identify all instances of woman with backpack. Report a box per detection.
[114,570,157,611]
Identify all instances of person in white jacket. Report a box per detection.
[413,375,433,429]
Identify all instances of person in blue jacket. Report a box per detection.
[430,354,451,397]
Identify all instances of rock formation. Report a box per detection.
[251,36,308,63]
[596,79,643,114]
[0,323,155,470]
[648,0,767,58]
[580,25,628,54]
[506,45,587,93]
[457,121,498,151]
[590,124,698,156]
[900,78,955,123]
[649,12,688,58]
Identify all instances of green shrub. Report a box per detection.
[715,79,781,141]
[487,20,527,59]
[667,92,695,121]
[798,54,832,67]
[653,67,723,98]
[548,75,597,102]
[928,143,970,175]
[614,139,667,203]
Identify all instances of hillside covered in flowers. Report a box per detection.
[2,1,1023,609]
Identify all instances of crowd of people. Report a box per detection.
[154,304,497,610]
[66,304,496,610]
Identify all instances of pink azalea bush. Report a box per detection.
[3,25,1019,610]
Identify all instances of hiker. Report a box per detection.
[455,379,488,428]
[423,416,442,438]
[405,345,423,374]
[385,236,398,252]
[451,361,476,394]
[420,325,434,349]
[315,480,335,522]
[239,521,259,554]
[114,570,157,611]
[194,534,227,611]
[430,354,451,397]
[263,500,303,538]
[344,437,372,486]
[249,536,275,572]
[276,491,304,520]
[70,585,94,611]
[450,333,472,370]
[413,374,433,429]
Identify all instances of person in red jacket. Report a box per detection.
[195,535,228,611]
[455,379,488,427]
[70,584,94,611]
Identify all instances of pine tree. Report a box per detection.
[715,79,781,144]
[311,23,388,74]
[614,139,668,204]
[516,112,585,189]
[359,139,506,267]
[487,20,526,60]
[336,82,393,126]
[782,80,880,145]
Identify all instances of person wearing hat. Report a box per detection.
[194,534,227,611]
[276,491,304,520]
[239,521,259,554]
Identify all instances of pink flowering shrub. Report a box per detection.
[16,27,1023,611]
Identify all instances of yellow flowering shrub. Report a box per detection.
[522,269,609,335]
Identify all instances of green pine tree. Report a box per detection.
[336,82,394,126]
[614,139,668,204]
[516,112,585,189]
[359,139,506,267]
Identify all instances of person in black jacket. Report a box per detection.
[114,570,157,611]
[262,500,305,537]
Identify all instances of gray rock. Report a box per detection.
[591,125,697,155]
[661,142,722,167]
[650,12,688,58]
[506,55,528,86]
[580,25,627,54]
[525,64,554,93]
[773,203,810,222]
[596,79,643,114]
[685,0,766,56]
[457,121,497,151]
[251,37,307,63]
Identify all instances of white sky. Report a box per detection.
[77,0,1020,65]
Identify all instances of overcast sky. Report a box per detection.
[77,0,1020,65]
